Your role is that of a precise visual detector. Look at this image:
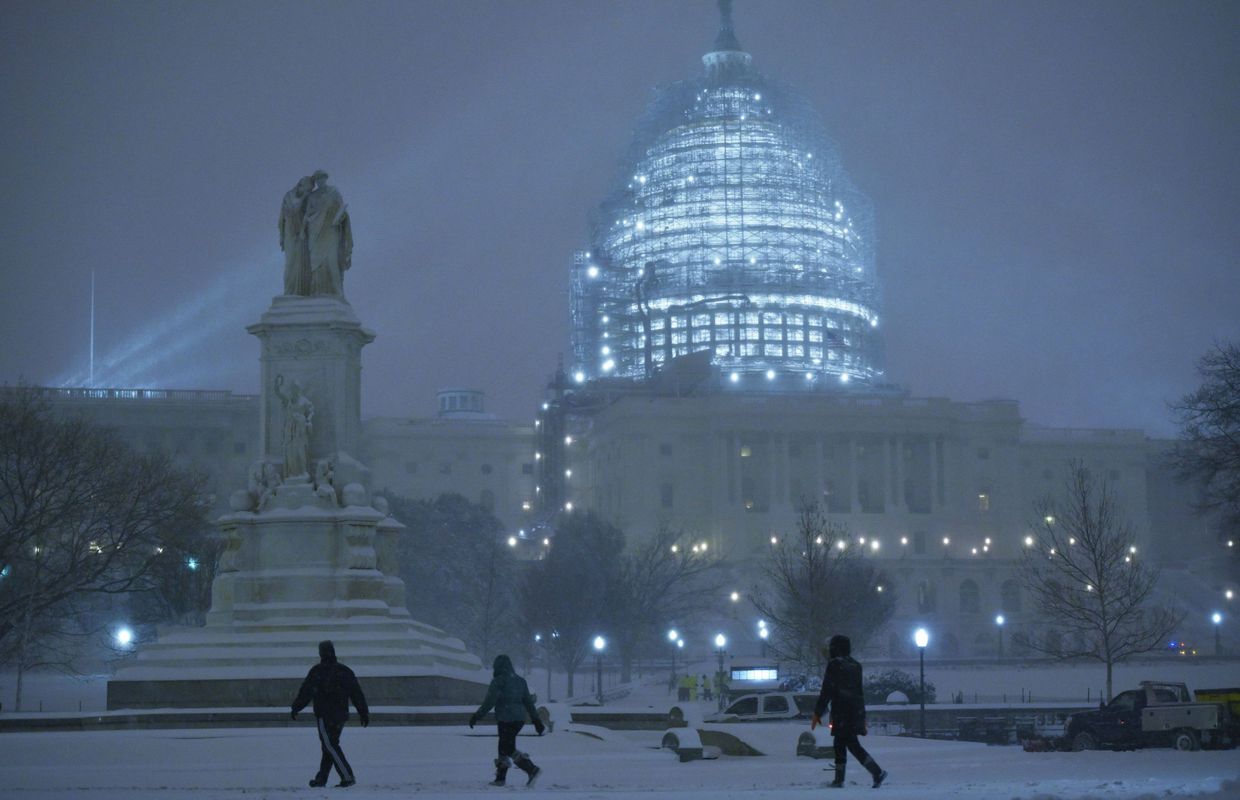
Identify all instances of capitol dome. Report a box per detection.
[570,1,882,389]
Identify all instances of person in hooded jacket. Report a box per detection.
[291,640,370,788]
[469,654,545,786]
[812,634,887,789]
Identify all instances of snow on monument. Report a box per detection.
[107,172,489,709]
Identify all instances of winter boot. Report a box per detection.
[490,758,510,786]
[309,776,327,788]
[861,755,886,788]
[829,760,846,788]
[514,753,541,786]
[336,777,356,788]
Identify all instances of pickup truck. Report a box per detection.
[1063,682,1237,751]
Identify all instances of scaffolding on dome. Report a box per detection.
[570,8,882,390]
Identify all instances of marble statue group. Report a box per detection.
[279,170,353,297]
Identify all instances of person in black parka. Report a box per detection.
[812,634,887,789]
[291,640,370,788]
[469,654,545,786]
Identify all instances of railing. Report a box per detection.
[15,386,258,403]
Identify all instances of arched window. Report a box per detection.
[941,633,960,658]
[917,579,937,613]
[1001,580,1022,613]
[959,579,979,614]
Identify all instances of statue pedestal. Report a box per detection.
[108,295,488,709]
[108,502,487,709]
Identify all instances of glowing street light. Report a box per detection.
[995,614,1005,658]
[1213,613,1224,656]
[714,634,728,711]
[114,626,135,648]
[667,629,680,685]
[914,628,930,738]
[593,635,607,704]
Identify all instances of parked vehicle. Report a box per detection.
[1062,682,1237,751]
[706,692,817,722]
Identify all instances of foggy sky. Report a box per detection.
[2,0,1236,436]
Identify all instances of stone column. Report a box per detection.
[883,437,894,511]
[847,436,859,512]
[894,435,905,512]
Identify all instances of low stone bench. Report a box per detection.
[796,729,833,759]
[661,728,720,762]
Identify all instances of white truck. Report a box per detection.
[1063,681,1237,751]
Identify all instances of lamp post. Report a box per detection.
[995,614,1005,658]
[914,628,929,738]
[667,629,679,683]
[593,635,606,705]
[758,623,769,658]
[1213,613,1223,656]
[534,633,552,701]
[714,633,728,712]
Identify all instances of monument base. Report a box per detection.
[107,674,484,710]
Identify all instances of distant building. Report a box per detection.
[362,390,536,531]
[22,386,259,518]
[531,3,1231,657]
[569,1,881,388]
[541,379,1221,657]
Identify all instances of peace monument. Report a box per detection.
[107,174,488,709]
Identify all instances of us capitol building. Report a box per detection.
[29,4,1228,660]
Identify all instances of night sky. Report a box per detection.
[2,0,1236,436]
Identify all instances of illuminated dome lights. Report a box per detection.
[569,1,881,388]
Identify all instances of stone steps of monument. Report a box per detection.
[137,634,473,654]
[154,624,470,650]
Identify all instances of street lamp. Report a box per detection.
[714,634,728,711]
[114,626,135,649]
[667,629,679,683]
[593,635,606,704]
[758,622,770,657]
[995,614,1005,658]
[914,627,930,738]
[1213,613,1223,656]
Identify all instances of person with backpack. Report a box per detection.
[469,654,545,786]
[291,640,370,788]
[812,634,887,789]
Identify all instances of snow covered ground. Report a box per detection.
[6,657,1238,713]
[0,722,1236,800]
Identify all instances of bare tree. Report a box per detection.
[1018,462,1182,701]
[0,389,210,655]
[1172,342,1240,553]
[750,502,895,673]
[603,524,723,683]
[381,492,518,659]
[520,511,622,698]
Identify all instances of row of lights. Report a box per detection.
[728,369,855,385]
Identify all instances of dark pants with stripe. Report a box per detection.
[834,730,881,779]
[316,717,354,783]
[833,731,873,767]
[497,720,524,761]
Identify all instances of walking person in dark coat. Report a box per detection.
[469,654,545,786]
[291,640,370,788]
[812,634,887,789]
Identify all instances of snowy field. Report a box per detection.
[0,723,1236,800]
[5,657,1238,713]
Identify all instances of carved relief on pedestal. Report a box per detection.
[272,337,334,358]
[344,523,377,570]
